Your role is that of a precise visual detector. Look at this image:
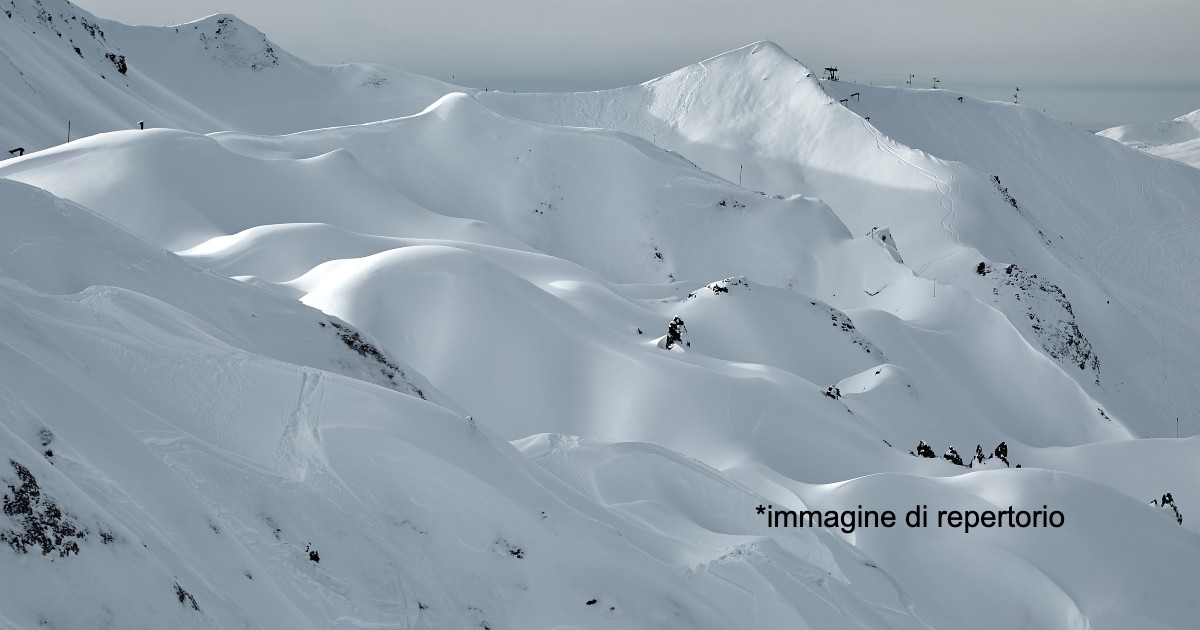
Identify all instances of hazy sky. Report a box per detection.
[74,0,1200,129]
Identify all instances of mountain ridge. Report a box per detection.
[0,0,457,150]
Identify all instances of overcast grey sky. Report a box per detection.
[75,0,1200,129]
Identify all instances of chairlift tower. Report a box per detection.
[824,67,839,81]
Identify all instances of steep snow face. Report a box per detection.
[3,15,1200,630]
[1100,109,1200,169]
[0,0,457,151]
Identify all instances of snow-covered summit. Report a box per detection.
[163,13,282,70]
[649,39,814,86]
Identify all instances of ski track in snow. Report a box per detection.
[858,119,961,274]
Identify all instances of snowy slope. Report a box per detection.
[6,173,1198,629]
[1143,137,1200,169]
[0,98,1132,453]
[0,178,978,630]
[1100,109,1200,169]
[3,11,1200,630]
[480,45,1200,439]
[813,81,1200,439]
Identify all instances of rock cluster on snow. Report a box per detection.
[909,441,1014,468]
[1,460,93,557]
[977,262,1100,384]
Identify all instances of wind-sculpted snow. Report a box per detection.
[0,181,768,629]
[1,117,1128,448]
[2,13,1200,629]
[210,92,866,289]
[0,128,520,252]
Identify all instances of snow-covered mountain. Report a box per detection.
[480,43,1200,439]
[1100,109,1200,169]
[0,0,453,152]
[3,6,1199,630]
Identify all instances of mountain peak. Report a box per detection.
[711,41,798,63]
[643,40,815,93]
[180,13,281,70]
[697,40,809,73]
